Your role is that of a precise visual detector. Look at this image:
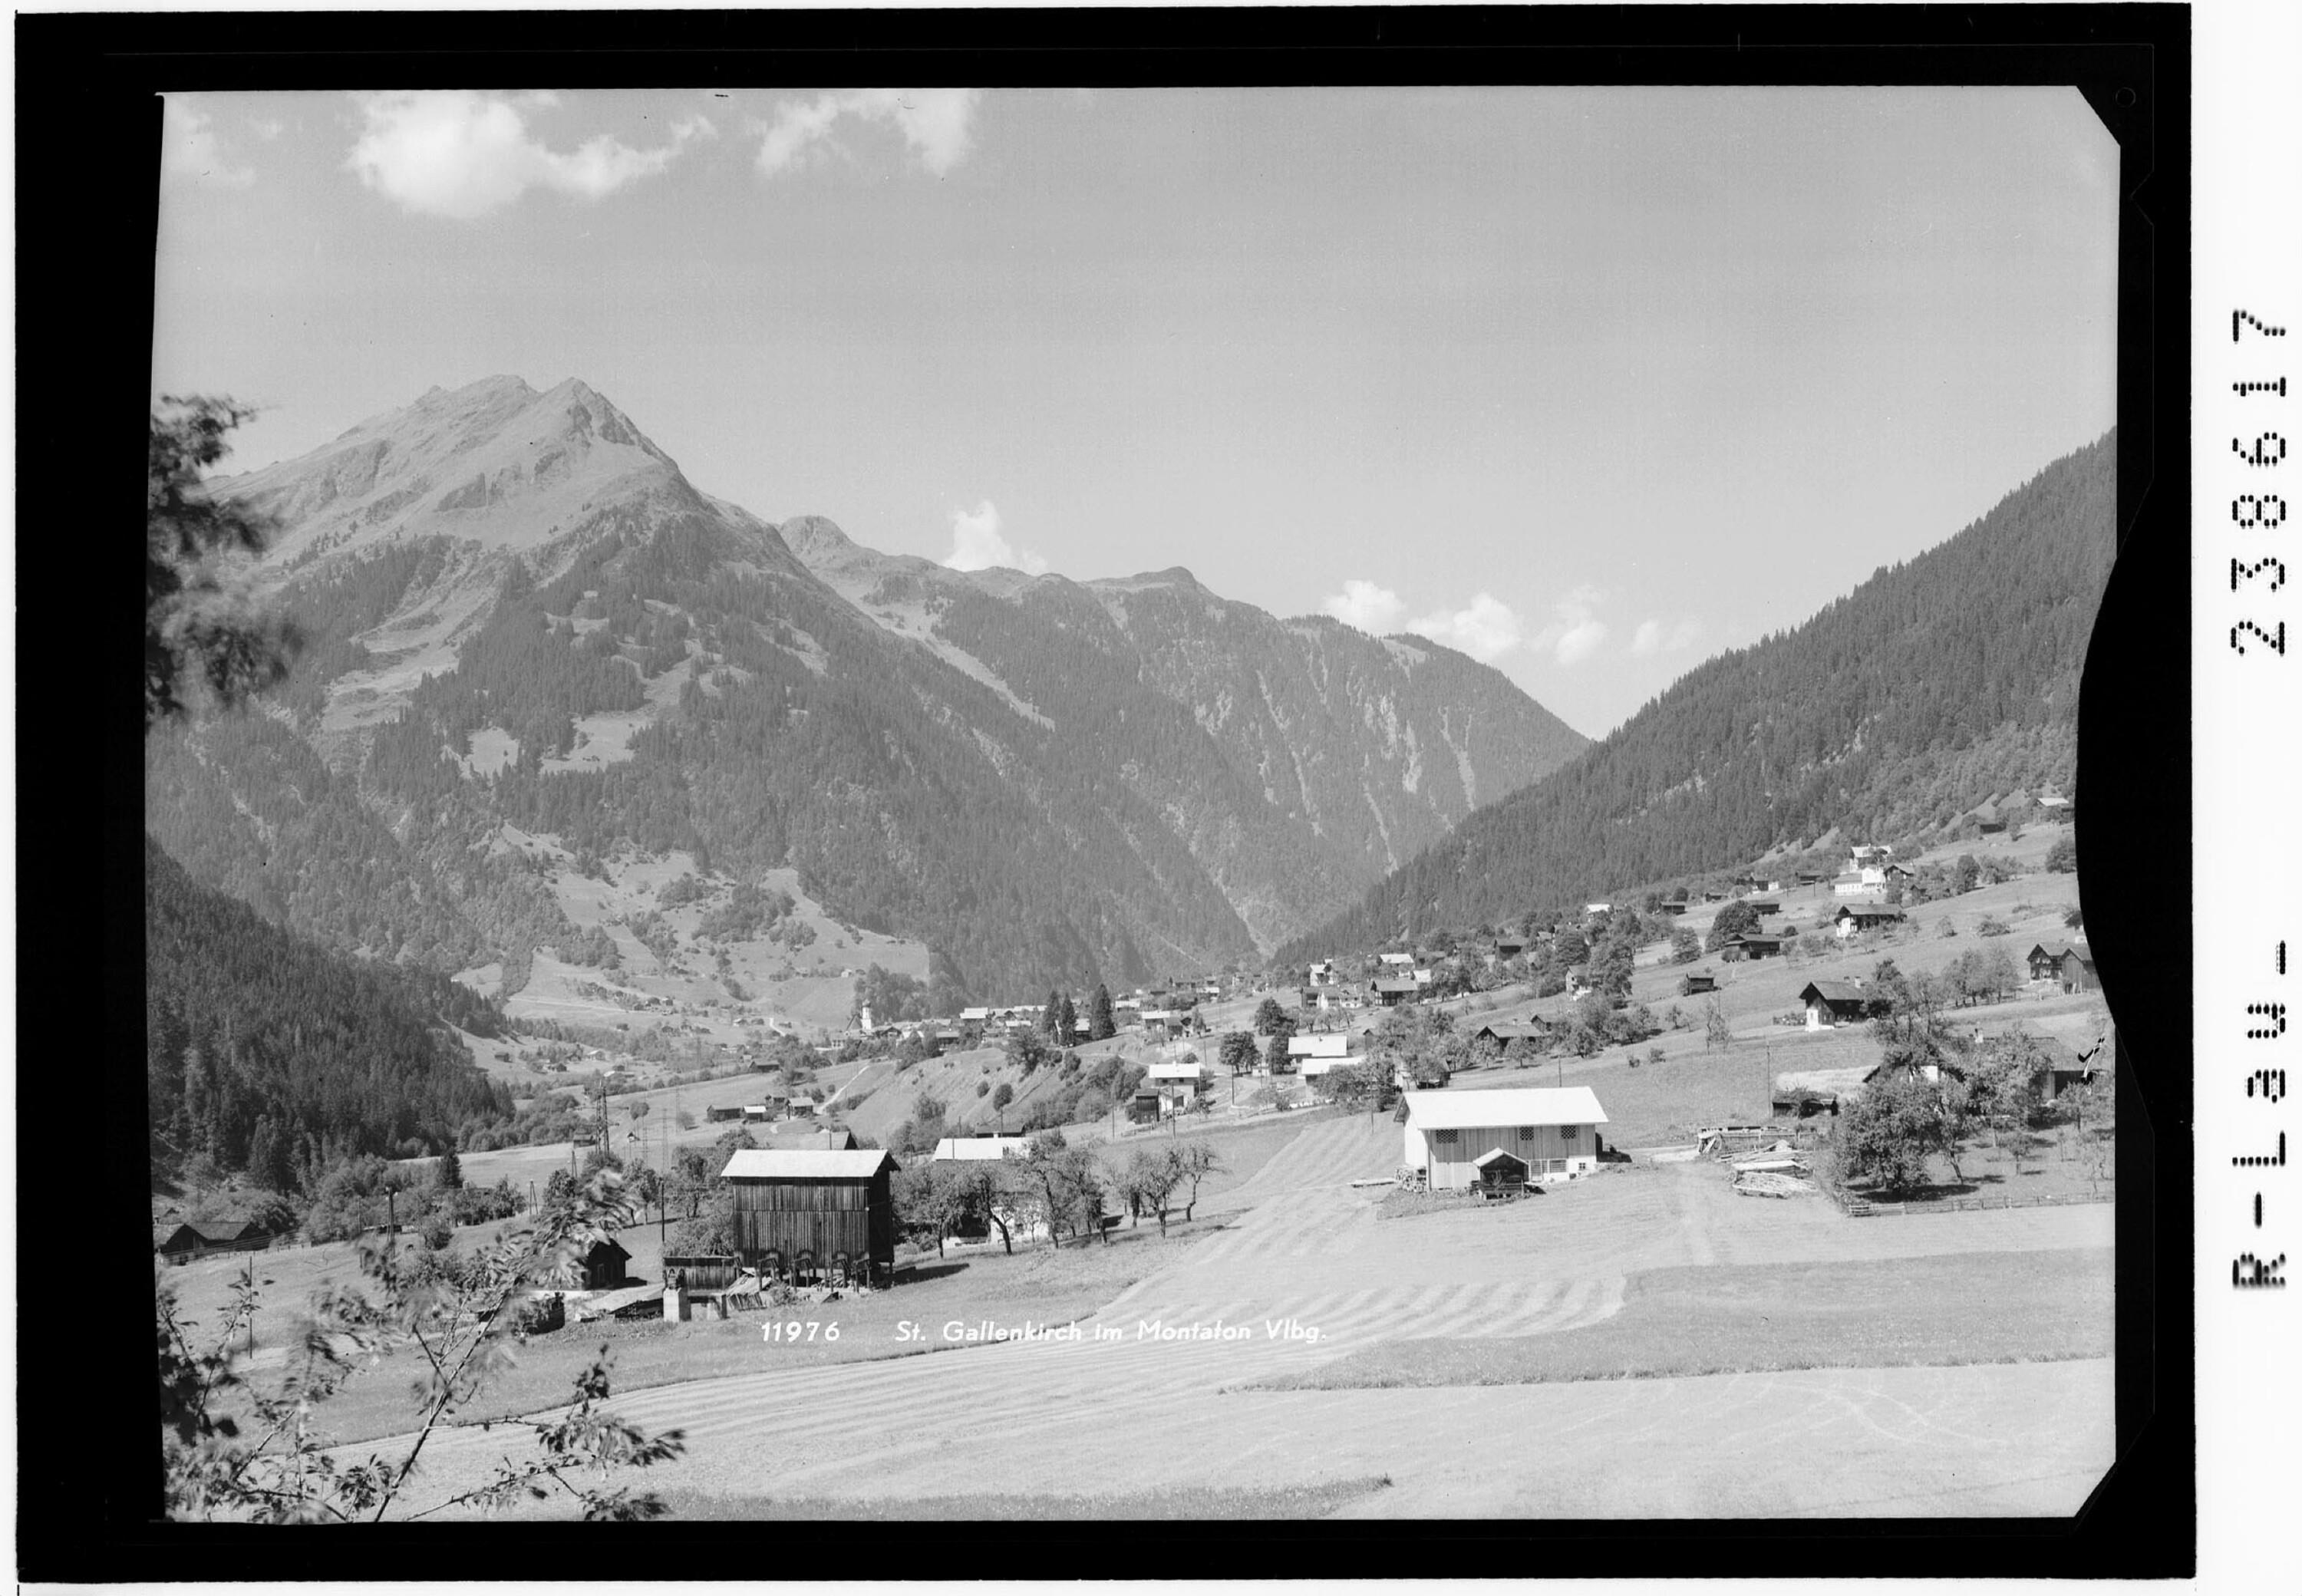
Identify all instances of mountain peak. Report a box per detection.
[226,374,688,565]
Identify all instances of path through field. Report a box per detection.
[363,1122,2113,1519]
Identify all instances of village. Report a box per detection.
[156,806,2116,1520]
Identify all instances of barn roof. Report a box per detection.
[1473,1021,1549,1040]
[1800,980,1872,1004]
[722,1149,897,1180]
[1471,1148,1529,1169]
[755,1129,859,1152]
[1147,1060,1203,1079]
[1403,1086,1608,1129]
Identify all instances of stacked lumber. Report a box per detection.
[1733,1170,1819,1199]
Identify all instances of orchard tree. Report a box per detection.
[1705,902,1761,953]
[1218,1031,1259,1077]
[157,1168,682,1522]
[1252,997,1289,1036]
[1172,1143,1225,1222]
[1670,927,1702,965]
[1835,1072,1952,1195]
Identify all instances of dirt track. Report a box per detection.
[355,1121,2114,1519]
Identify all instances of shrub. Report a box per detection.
[505,1293,566,1336]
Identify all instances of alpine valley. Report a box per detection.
[144,375,1589,1014]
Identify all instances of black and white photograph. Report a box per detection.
[54,12,2201,1564]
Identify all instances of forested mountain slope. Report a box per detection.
[145,836,511,1181]
[1278,432,2116,959]
[148,376,1583,1006]
[779,516,1587,945]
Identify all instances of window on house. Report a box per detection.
[1434,1129,1459,1146]
[1562,1125,1579,1142]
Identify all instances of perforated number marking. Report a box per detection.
[2233,558,2288,592]
[2231,621,2287,655]
[2235,309,2287,340]
[2235,378,2289,398]
[2236,433,2288,467]
[2248,1002,2289,1040]
[2234,496,2290,529]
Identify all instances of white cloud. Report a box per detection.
[943,500,1048,575]
[1633,616,1702,656]
[345,91,709,219]
[1529,584,1609,667]
[1408,592,1525,662]
[1321,579,1405,635]
[755,87,980,178]
[161,102,254,189]
[248,115,285,142]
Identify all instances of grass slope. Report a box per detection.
[1257,1246,2112,1392]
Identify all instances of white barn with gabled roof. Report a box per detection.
[1402,1087,1609,1190]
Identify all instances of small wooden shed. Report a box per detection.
[722,1148,899,1285]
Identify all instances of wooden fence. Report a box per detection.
[1831,1187,2111,1218]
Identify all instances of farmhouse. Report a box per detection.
[1656,899,1689,918]
[1469,1019,1549,1050]
[2026,941,2079,982]
[1288,1032,1351,1062]
[1377,952,1415,968]
[154,1218,275,1262]
[1400,1087,1610,1191]
[1832,903,1908,938]
[1832,873,1874,898]
[1147,1060,1209,1114]
[1370,979,1421,1007]
[1978,1034,2098,1102]
[1720,933,1786,961]
[1494,938,1527,958]
[722,1148,900,1286]
[1307,960,1338,986]
[1745,899,1781,915]
[1799,979,1890,1030]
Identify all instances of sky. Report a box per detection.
[150,86,2119,738]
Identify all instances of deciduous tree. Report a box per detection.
[147,396,305,728]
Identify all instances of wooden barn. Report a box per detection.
[154,1218,274,1262]
[722,1148,899,1286]
[1832,903,1908,939]
[1679,971,1718,995]
[1401,1087,1610,1191]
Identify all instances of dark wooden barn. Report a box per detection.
[154,1218,274,1262]
[722,1148,900,1287]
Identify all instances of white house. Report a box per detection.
[1288,1033,1350,1063]
[1400,1087,1610,1191]
[1584,902,1612,916]
[1146,1059,1207,1114]
[1307,960,1337,987]
[930,1135,1031,1162]
[926,1136,1048,1245]
[1377,952,1415,968]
